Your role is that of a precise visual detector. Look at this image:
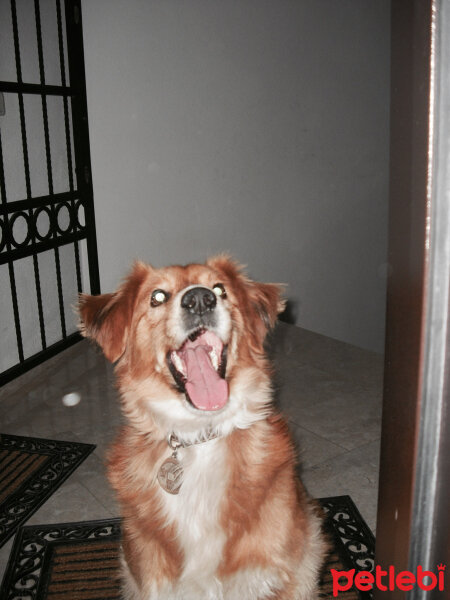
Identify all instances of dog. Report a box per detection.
[78,255,326,600]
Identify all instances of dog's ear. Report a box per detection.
[78,261,149,362]
[248,281,286,346]
[207,254,285,347]
[249,281,286,330]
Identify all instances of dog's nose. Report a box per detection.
[181,287,217,315]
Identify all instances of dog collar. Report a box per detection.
[157,430,220,495]
[167,430,220,450]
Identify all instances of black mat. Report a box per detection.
[0,495,375,600]
[0,434,95,547]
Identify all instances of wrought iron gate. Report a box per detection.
[0,0,99,385]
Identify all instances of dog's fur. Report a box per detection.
[78,256,326,600]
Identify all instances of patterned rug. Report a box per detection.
[1,495,375,600]
[0,434,95,547]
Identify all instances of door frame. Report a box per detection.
[375,0,450,595]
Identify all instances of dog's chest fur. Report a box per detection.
[156,438,280,600]
[161,439,228,581]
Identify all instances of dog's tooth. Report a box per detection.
[172,352,186,375]
[209,347,219,371]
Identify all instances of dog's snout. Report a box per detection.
[181,287,217,316]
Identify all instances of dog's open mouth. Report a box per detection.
[167,329,228,411]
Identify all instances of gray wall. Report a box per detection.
[82,0,390,352]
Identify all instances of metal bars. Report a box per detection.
[34,0,67,338]
[0,82,72,96]
[11,0,48,351]
[0,0,100,386]
[0,131,24,363]
[56,0,81,295]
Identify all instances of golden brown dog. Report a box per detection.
[79,255,326,600]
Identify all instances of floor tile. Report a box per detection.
[27,476,116,525]
[289,391,381,451]
[70,449,120,516]
[301,440,381,532]
[289,422,348,471]
[269,322,384,389]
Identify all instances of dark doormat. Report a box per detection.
[1,495,375,599]
[0,434,95,547]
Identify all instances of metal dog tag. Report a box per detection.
[158,453,183,495]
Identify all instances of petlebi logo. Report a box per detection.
[331,563,446,595]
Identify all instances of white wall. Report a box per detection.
[82,0,390,352]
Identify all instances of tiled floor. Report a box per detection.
[0,322,384,580]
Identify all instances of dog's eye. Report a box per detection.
[212,283,226,298]
[151,289,170,307]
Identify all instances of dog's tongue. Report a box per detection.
[182,346,228,411]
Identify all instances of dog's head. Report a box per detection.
[78,256,284,437]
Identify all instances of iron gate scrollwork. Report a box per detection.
[0,0,100,385]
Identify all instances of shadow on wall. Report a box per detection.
[279,299,299,325]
